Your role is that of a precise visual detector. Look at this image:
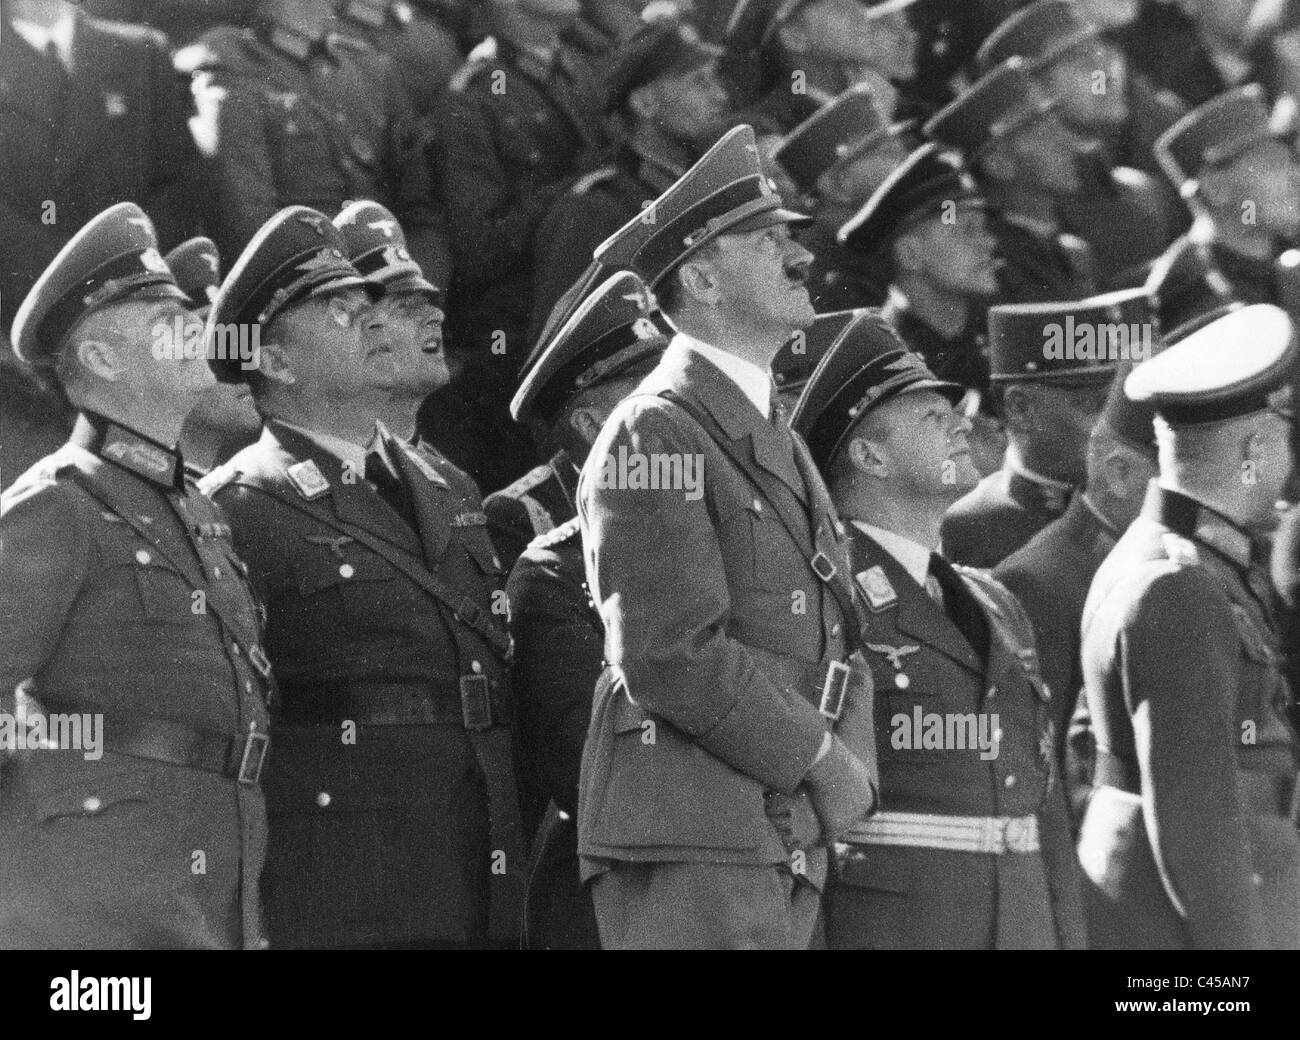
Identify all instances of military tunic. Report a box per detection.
[1078,485,1300,949]
[333,0,464,116]
[942,465,1073,570]
[825,529,1085,950]
[484,448,579,575]
[991,209,1096,304]
[800,219,890,314]
[880,286,991,393]
[0,415,271,950]
[202,421,524,948]
[507,516,601,950]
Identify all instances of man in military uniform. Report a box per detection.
[0,203,271,950]
[942,290,1136,568]
[528,12,728,346]
[974,0,1185,288]
[924,58,1098,303]
[1078,304,1300,949]
[200,205,526,949]
[790,310,1085,949]
[505,271,667,949]
[420,0,609,494]
[995,351,1160,821]
[578,125,879,949]
[771,85,911,312]
[769,308,863,412]
[332,0,464,115]
[183,0,448,287]
[166,237,264,476]
[0,0,201,334]
[1146,85,1300,333]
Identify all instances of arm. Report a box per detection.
[578,399,827,793]
[1126,568,1265,949]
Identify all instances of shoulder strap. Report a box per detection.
[656,389,865,652]
[233,475,511,660]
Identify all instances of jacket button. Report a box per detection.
[987,686,997,698]
[82,797,102,813]
[231,642,241,656]
[830,623,841,637]
[316,792,331,808]
[1004,775,1016,788]
[471,660,483,674]
[1253,873,1263,887]
[213,566,222,579]
[135,549,152,565]
[339,563,355,579]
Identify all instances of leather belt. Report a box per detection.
[102,716,269,785]
[1093,747,1140,794]
[841,810,1041,854]
[276,680,505,730]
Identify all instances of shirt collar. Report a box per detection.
[277,419,387,476]
[677,332,772,420]
[852,520,933,588]
[12,10,76,69]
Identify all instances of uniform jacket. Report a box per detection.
[1078,485,1300,949]
[484,448,579,575]
[439,34,608,364]
[801,219,890,315]
[0,9,200,331]
[995,494,1121,812]
[576,338,857,871]
[0,415,270,949]
[333,0,463,116]
[825,529,1085,950]
[188,24,449,287]
[942,465,1073,570]
[202,420,524,948]
[507,516,601,949]
[991,208,1096,304]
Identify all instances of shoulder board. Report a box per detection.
[449,35,498,93]
[955,564,1038,646]
[495,462,554,500]
[531,515,581,551]
[569,166,618,195]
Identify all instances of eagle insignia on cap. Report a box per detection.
[202,253,219,274]
[632,317,659,340]
[368,219,398,238]
[297,213,327,235]
[297,249,341,272]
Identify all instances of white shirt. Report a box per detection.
[12,11,76,70]
[676,332,773,420]
[852,520,933,589]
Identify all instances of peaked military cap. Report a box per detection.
[771,307,864,398]
[1096,364,1157,458]
[772,84,898,195]
[837,142,984,252]
[604,12,721,112]
[511,272,669,424]
[165,237,222,314]
[1125,303,1296,426]
[206,206,382,381]
[1155,85,1276,200]
[11,202,188,364]
[924,57,1059,156]
[334,200,439,297]
[723,0,814,54]
[988,286,1154,384]
[594,124,810,288]
[975,0,1099,75]
[791,309,964,471]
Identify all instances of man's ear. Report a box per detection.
[1001,384,1036,433]
[677,254,718,305]
[847,433,889,478]
[72,337,124,382]
[567,403,607,448]
[255,340,297,385]
[1097,447,1131,499]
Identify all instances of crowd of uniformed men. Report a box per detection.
[1,0,1299,949]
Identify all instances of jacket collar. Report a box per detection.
[1146,483,1255,571]
[71,412,185,491]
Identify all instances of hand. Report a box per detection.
[765,789,822,849]
[804,735,877,842]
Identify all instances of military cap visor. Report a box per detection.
[334,201,440,297]
[790,310,965,471]
[771,84,897,194]
[12,202,188,364]
[511,271,668,423]
[1155,85,1279,196]
[975,0,1100,76]
[1125,303,1297,426]
[923,58,1062,157]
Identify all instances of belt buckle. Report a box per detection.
[238,730,270,785]
[460,674,493,731]
[1000,816,1035,854]
[819,659,850,721]
[810,551,837,583]
[248,644,273,680]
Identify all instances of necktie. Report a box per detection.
[365,438,418,534]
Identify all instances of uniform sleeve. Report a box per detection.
[578,399,827,794]
[439,89,570,287]
[0,481,92,704]
[1124,567,1266,949]
[200,70,281,261]
[507,551,602,815]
